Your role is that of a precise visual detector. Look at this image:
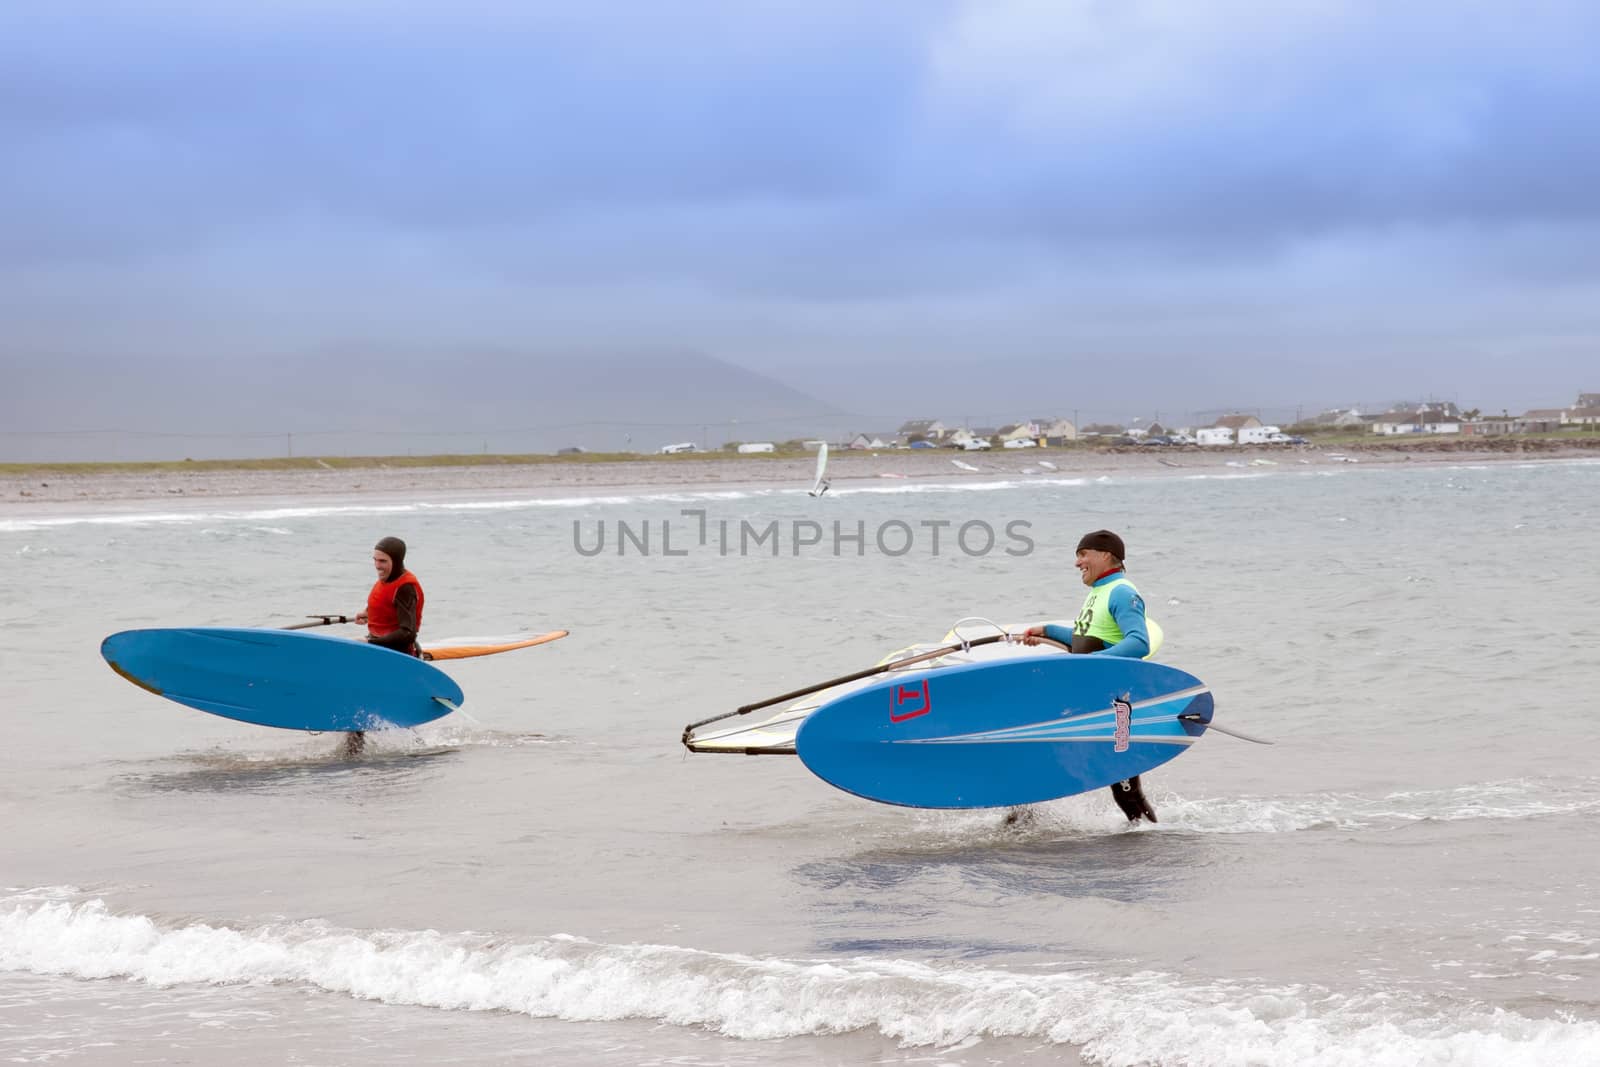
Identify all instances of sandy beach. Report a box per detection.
[4,437,1598,513]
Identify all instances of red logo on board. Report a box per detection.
[890,680,931,722]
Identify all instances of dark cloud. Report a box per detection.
[8,2,1600,272]
[0,4,932,264]
[3,1,1599,443]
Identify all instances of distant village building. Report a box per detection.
[1196,427,1235,446]
[897,419,947,441]
[1033,418,1077,440]
[1575,393,1600,409]
[996,422,1040,443]
[1309,407,1368,428]
[1562,406,1600,427]
[1211,414,1263,433]
[847,433,891,450]
[1516,409,1566,433]
[1370,404,1462,434]
[1395,400,1462,418]
[1461,417,1515,436]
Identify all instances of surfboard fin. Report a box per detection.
[1111,776,1158,823]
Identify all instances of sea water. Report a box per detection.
[3,459,1598,1065]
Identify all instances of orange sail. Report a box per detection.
[421,631,569,661]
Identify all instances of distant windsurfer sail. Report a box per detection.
[808,442,830,497]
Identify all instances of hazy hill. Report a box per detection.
[5,349,855,461]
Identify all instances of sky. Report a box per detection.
[5,1,1600,457]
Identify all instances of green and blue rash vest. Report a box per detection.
[1042,570,1150,658]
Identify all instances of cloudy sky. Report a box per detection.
[5,1,1600,453]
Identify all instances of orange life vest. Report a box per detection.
[367,572,424,639]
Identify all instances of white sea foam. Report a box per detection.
[0,477,1119,533]
[828,777,1600,848]
[1,892,1593,1066]
[831,477,1092,497]
[1154,777,1600,834]
[16,456,1584,535]
[0,493,755,532]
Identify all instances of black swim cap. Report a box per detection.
[374,536,407,577]
[1076,529,1125,560]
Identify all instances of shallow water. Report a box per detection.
[4,459,1598,1064]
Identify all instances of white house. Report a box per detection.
[736,442,776,454]
[1370,406,1462,434]
[1196,427,1235,446]
[1561,406,1600,426]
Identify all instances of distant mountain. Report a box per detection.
[3,347,855,461]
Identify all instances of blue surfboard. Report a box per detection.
[101,628,465,732]
[794,656,1212,808]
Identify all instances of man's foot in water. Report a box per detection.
[1110,776,1158,823]
[341,731,366,758]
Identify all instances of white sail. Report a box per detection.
[808,442,830,496]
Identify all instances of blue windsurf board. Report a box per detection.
[101,627,465,732]
[794,655,1212,808]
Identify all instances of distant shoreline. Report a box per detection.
[3,437,1597,510]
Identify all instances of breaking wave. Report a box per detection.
[2,890,1594,1066]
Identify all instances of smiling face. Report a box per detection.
[1075,547,1118,586]
[373,549,394,581]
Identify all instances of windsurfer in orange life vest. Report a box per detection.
[345,536,424,756]
[356,536,425,655]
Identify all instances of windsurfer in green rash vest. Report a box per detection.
[1022,529,1159,823]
